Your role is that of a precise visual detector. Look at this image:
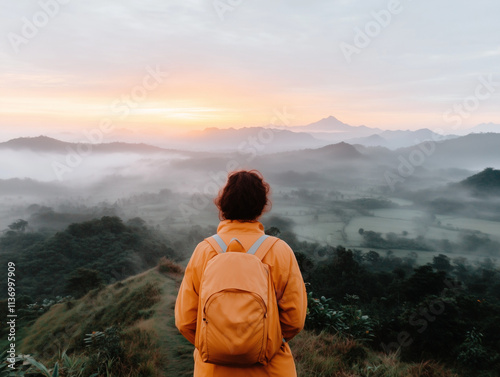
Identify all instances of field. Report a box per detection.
[272,192,500,263]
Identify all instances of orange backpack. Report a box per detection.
[195,234,283,366]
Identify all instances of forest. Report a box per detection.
[1,216,499,376]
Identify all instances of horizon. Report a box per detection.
[1,1,500,139]
[0,114,499,145]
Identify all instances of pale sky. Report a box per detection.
[1,0,499,139]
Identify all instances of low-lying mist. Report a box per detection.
[1,134,499,266]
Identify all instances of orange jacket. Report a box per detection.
[175,220,307,377]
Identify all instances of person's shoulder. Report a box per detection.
[191,238,217,261]
[269,237,294,257]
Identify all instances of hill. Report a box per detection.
[460,167,500,196]
[348,129,456,149]
[0,216,176,300]
[183,126,325,152]
[18,265,195,376]
[11,263,461,377]
[255,141,365,167]
[0,136,179,155]
[388,133,500,172]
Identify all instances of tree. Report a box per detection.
[8,219,28,232]
[265,227,281,237]
[364,250,380,264]
[432,254,452,272]
[402,265,447,302]
[126,217,147,229]
[65,268,104,298]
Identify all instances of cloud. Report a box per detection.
[0,0,499,132]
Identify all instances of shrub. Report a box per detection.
[306,292,376,342]
[158,257,184,274]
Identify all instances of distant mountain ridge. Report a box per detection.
[284,116,460,148]
[3,116,498,153]
[182,126,325,152]
[463,122,500,134]
[402,133,500,170]
[0,135,180,154]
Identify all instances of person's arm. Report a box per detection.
[274,241,308,342]
[174,243,205,345]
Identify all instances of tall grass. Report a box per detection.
[291,330,460,377]
[157,256,184,275]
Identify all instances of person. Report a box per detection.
[175,169,307,377]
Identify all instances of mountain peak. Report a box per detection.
[307,141,364,159]
[324,115,342,121]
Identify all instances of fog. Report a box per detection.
[1,131,500,264]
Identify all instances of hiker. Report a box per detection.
[175,169,307,376]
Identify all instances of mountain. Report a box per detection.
[0,136,179,154]
[0,135,69,152]
[287,116,382,145]
[397,133,500,170]
[177,126,325,152]
[292,116,379,134]
[348,134,388,147]
[13,260,460,377]
[459,167,500,196]
[348,129,456,149]
[17,265,195,376]
[287,117,455,148]
[244,141,371,187]
[465,123,500,134]
[254,141,365,167]
[300,141,365,160]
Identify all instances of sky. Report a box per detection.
[1,0,500,141]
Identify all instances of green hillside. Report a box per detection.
[2,216,499,376]
[4,260,461,377]
[16,262,194,377]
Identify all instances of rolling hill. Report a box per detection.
[460,167,500,196]
[12,262,460,377]
[0,136,182,155]
[398,133,500,170]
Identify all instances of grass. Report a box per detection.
[18,265,190,377]
[290,331,460,377]
[16,260,467,377]
[157,256,184,275]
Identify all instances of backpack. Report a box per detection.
[195,233,283,366]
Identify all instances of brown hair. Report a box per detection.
[214,170,271,221]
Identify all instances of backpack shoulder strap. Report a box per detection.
[206,234,227,253]
[248,235,280,261]
[206,233,280,259]
[247,235,269,255]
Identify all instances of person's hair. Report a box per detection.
[214,170,271,221]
